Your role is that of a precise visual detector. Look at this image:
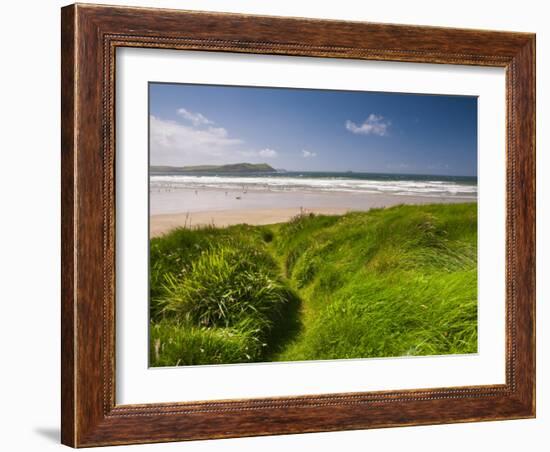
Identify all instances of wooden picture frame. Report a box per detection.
[61,3,535,447]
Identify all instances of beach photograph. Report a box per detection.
[148,83,478,367]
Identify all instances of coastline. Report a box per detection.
[150,189,476,237]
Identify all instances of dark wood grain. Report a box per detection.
[61,3,536,447]
[60,5,76,447]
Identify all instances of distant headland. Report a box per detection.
[150,163,276,174]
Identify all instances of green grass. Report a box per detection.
[149,225,300,366]
[149,203,477,366]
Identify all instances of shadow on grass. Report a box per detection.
[264,288,303,360]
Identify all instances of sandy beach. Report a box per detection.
[151,207,346,236]
[150,188,475,237]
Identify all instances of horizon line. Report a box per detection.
[150,163,476,179]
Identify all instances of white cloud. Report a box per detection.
[301,149,317,158]
[150,115,243,165]
[205,126,228,138]
[150,114,278,165]
[177,108,214,127]
[258,148,278,158]
[345,114,390,136]
[239,148,278,159]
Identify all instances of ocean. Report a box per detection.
[150,171,477,199]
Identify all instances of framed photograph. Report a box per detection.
[61,3,535,447]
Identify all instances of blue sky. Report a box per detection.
[149,82,477,176]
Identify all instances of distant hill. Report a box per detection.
[151,163,276,174]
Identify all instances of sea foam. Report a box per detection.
[150,174,477,199]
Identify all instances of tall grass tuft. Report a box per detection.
[158,245,290,331]
[271,203,478,361]
[149,225,299,365]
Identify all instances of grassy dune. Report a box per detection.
[149,203,477,367]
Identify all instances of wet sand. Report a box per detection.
[150,188,475,237]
